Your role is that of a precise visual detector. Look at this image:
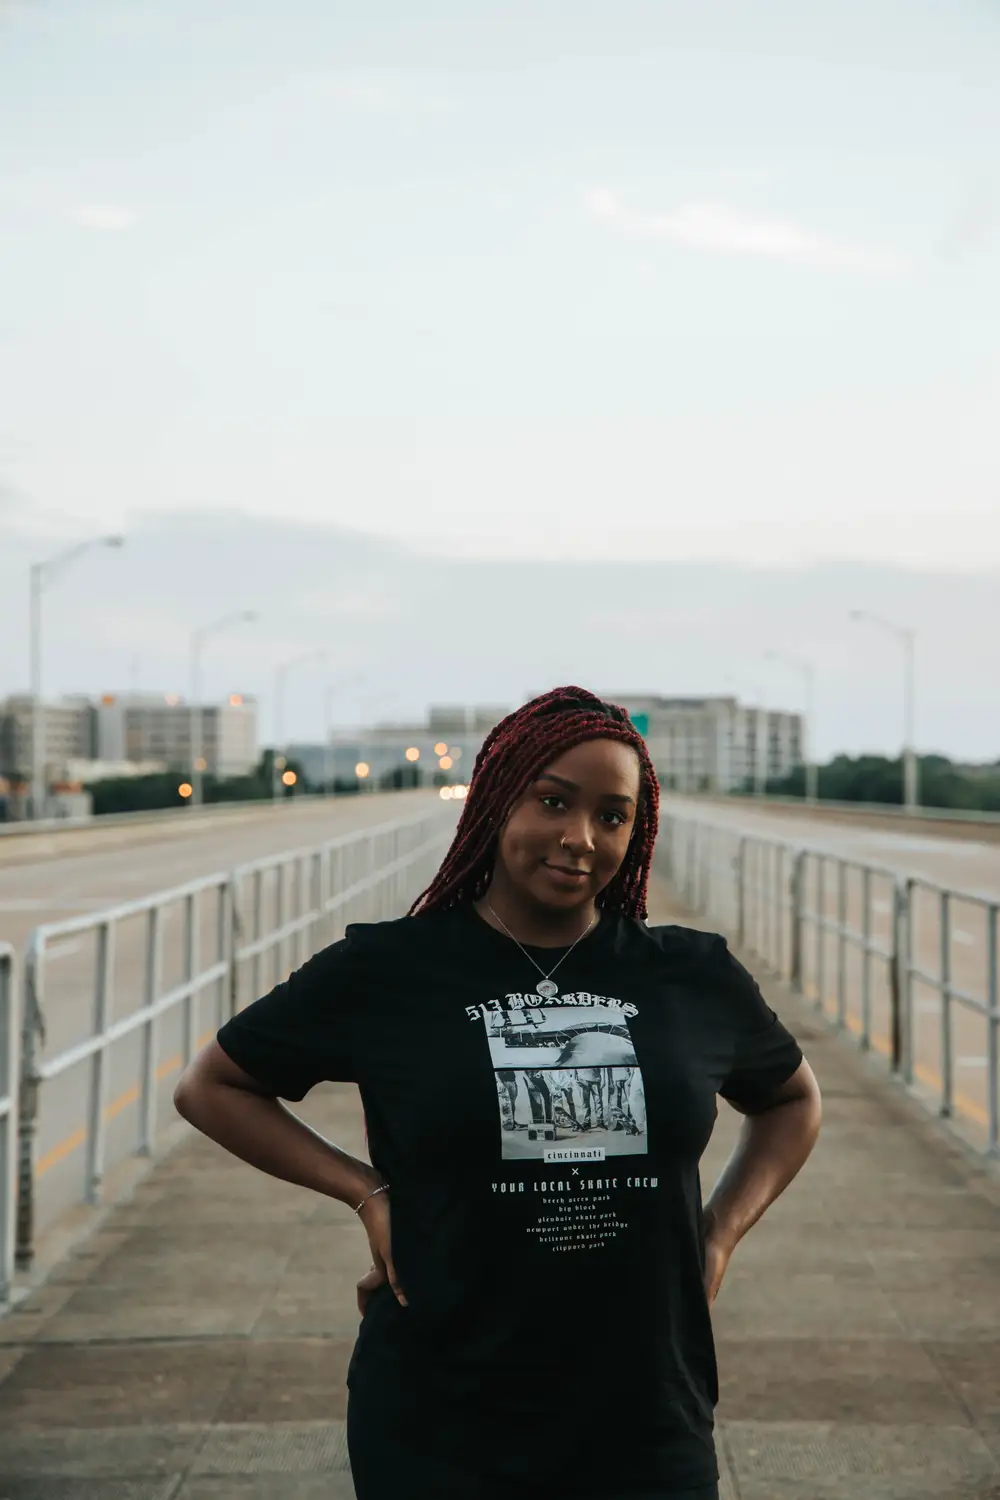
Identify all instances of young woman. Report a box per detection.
[175,687,821,1500]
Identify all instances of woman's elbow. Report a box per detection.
[173,1038,270,1122]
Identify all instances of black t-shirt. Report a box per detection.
[216,904,802,1492]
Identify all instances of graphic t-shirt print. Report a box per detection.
[468,991,647,1163]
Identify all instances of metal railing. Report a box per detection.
[0,943,17,1303]
[669,791,1000,829]
[658,812,1000,1155]
[15,806,455,1271]
[231,815,450,1009]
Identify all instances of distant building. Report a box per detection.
[292,702,510,789]
[0,691,259,804]
[607,693,804,793]
[0,695,92,780]
[93,693,258,778]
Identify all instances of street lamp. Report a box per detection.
[189,611,257,806]
[29,534,124,819]
[273,650,327,801]
[764,650,818,803]
[849,609,919,811]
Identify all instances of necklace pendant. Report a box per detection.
[536,979,559,999]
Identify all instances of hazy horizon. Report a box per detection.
[2,502,997,763]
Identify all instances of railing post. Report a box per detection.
[273,862,286,985]
[815,857,826,1015]
[16,935,44,1271]
[902,878,915,1086]
[789,850,805,995]
[987,905,998,1155]
[836,860,847,1029]
[769,844,780,972]
[0,945,18,1303]
[85,921,115,1204]
[889,877,909,1078]
[250,868,262,1001]
[939,891,953,1120]
[776,846,787,978]
[138,905,162,1156]
[310,851,323,955]
[735,838,747,949]
[182,893,198,1068]
[226,875,240,1021]
[215,877,230,1029]
[860,867,872,1050]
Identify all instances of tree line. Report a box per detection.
[752,754,1000,812]
[84,753,425,816]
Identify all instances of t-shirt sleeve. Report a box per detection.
[714,940,804,1111]
[216,931,365,1100]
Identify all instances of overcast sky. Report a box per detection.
[1,1,998,755]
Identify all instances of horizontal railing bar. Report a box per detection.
[230,808,440,879]
[233,829,452,964]
[668,811,999,907]
[27,811,446,946]
[906,972,993,1017]
[37,963,231,1081]
[672,791,1000,827]
[28,876,231,942]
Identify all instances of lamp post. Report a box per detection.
[189,611,257,806]
[764,650,818,803]
[272,650,327,802]
[29,534,124,819]
[849,609,919,811]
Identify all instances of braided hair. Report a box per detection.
[409,686,660,920]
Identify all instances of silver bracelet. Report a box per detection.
[354,1182,389,1215]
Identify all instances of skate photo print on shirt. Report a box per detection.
[470,991,648,1164]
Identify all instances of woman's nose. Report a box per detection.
[561,819,596,855]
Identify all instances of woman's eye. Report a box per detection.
[540,795,565,810]
[603,811,626,827]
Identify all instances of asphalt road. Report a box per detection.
[0,789,450,1250]
[662,796,1000,1150]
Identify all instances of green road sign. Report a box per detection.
[629,712,649,736]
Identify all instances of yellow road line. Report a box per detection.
[34,1030,215,1179]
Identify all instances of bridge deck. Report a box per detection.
[2,876,1000,1499]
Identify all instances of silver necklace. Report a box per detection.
[485,900,598,999]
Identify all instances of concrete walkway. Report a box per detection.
[3,882,1000,1499]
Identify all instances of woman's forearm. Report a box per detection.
[704,1093,821,1250]
[174,1079,379,1208]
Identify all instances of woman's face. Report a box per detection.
[493,737,642,916]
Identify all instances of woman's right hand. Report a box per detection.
[356,1189,407,1314]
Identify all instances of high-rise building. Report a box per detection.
[0,696,93,780]
[0,692,258,787]
[93,693,258,778]
[607,693,803,793]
